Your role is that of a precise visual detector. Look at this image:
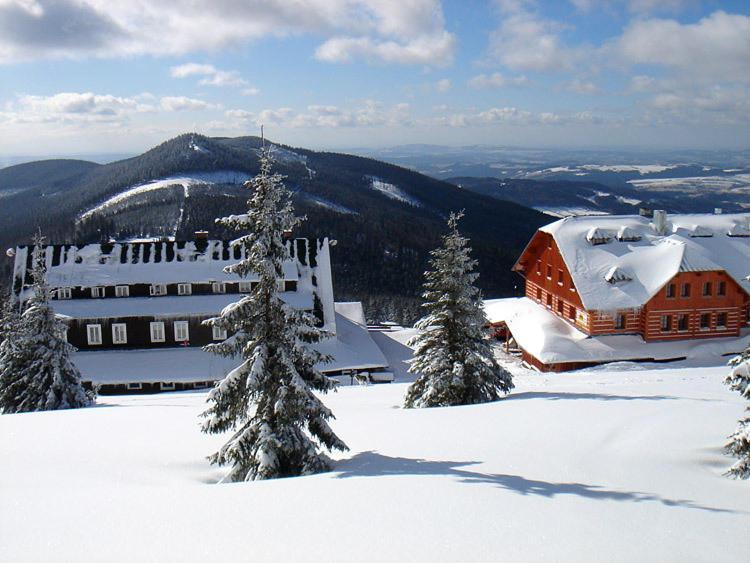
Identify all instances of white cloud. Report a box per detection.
[6,92,155,124]
[242,87,260,96]
[487,0,577,71]
[0,0,455,66]
[170,62,248,87]
[565,78,600,95]
[613,11,750,82]
[160,96,217,112]
[468,72,529,88]
[436,78,451,92]
[225,100,413,129]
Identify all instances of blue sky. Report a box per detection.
[0,0,748,155]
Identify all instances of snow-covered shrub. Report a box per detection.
[404,211,514,408]
[201,148,347,481]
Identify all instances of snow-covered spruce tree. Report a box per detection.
[201,148,347,482]
[404,211,514,408]
[0,239,94,414]
[0,293,25,413]
[725,349,750,479]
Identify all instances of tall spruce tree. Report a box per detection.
[725,348,750,479]
[201,148,347,482]
[404,211,514,408]
[0,238,94,414]
[0,293,24,413]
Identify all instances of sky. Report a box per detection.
[0,0,748,156]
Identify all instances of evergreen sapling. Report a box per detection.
[725,347,750,479]
[0,238,94,414]
[404,211,514,408]
[201,148,347,481]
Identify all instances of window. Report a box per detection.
[666,283,676,298]
[700,313,711,330]
[112,323,128,344]
[127,382,143,391]
[568,306,576,320]
[87,324,102,345]
[546,265,552,279]
[546,293,553,308]
[660,315,672,332]
[212,325,228,340]
[160,382,176,391]
[285,280,298,292]
[150,284,167,296]
[174,321,189,342]
[557,300,564,315]
[57,287,72,299]
[536,287,542,300]
[90,286,104,298]
[115,285,129,298]
[239,281,253,293]
[557,270,564,286]
[716,313,727,329]
[177,283,192,296]
[150,321,165,343]
[569,277,575,292]
[212,282,226,294]
[677,314,689,332]
[536,261,541,276]
[718,281,726,296]
[681,283,691,298]
[615,314,626,330]
[702,282,712,297]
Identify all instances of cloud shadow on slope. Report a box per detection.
[334,451,738,514]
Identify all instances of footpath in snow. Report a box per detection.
[1,355,749,562]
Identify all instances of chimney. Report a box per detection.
[653,209,668,235]
[194,230,209,241]
[714,208,722,215]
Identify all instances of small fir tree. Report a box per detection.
[0,238,94,414]
[201,148,347,482]
[0,293,25,413]
[404,211,514,408]
[725,348,750,479]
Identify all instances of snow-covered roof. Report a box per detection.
[484,297,750,365]
[14,239,318,288]
[537,213,750,311]
[73,313,388,384]
[334,301,367,326]
[52,291,314,319]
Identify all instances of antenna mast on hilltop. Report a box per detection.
[261,124,265,148]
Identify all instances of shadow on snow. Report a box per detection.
[334,451,738,514]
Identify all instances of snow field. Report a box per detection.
[1,363,749,562]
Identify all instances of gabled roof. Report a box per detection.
[537,213,750,311]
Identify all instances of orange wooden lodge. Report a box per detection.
[487,211,750,372]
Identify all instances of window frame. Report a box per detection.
[150,283,167,296]
[115,285,130,298]
[665,283,676,299]
[700,313,711,331]
[615,313,626,330]
[718,281,726,297]
[680,283,691,298]
[702,281,712,297]
[57,287,72,299]
[677,314,689,332]
[150,321,165,343]
[90,286,105,298]
[173,321,190,342]
[212,325,228,341]
[177,283,192,296]
[112,323,128,345]
[212,282,226,294]
[716,312,728,329]
[87,324,103,345]
[660,315,672,332]
[239,281,253,293]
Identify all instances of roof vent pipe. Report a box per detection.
[653,209,668,235]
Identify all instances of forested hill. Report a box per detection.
[0,134,549,322]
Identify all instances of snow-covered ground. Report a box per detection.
[368,176,421,207]
[1,350,748,561]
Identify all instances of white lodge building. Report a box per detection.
[12,236,389,392]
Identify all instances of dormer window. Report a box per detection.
[604,266,632,284]
[115,285,129,298]
[239,281,253,293]
[177,283,192,296]
[90,287,105,298]
[212,282,226,294]
[586,227,612,245]
[150,284,167,296]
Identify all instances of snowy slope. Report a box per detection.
[368,176,421,207]
[1,362,748,562]
[79,170,250,220]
